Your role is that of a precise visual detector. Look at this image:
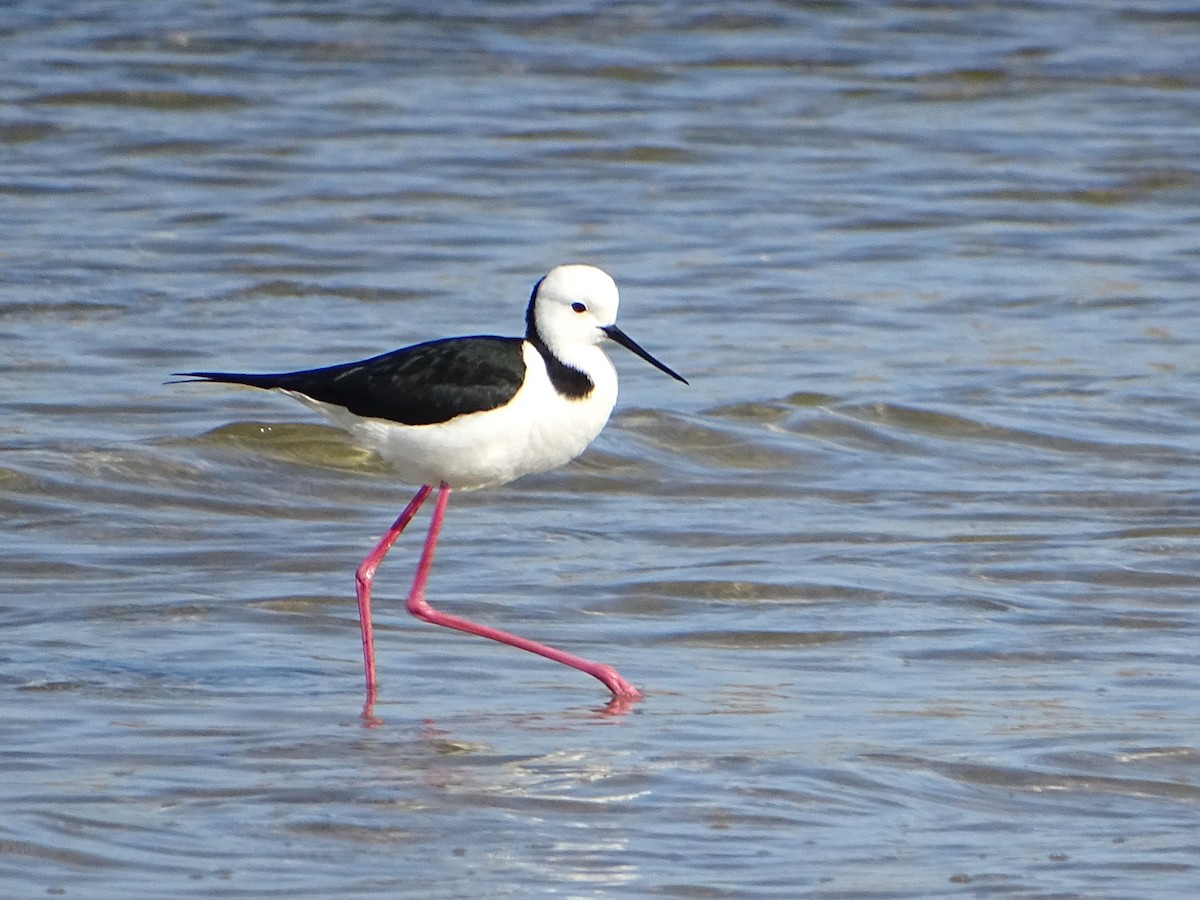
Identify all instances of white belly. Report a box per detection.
[287,342,618,491]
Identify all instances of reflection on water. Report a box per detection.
[4,1,1200,897]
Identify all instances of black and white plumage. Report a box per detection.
[179,264,686,490]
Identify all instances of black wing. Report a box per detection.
[177,335,527,426]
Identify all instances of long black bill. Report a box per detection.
[602,325,688,384]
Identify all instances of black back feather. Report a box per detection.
[178,336,527,426]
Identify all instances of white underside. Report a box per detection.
[283,342,618,491]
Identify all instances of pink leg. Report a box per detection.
[406,482,642,700]
[356,484,434,697]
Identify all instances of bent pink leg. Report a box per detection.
[356,484,434,695]
[406,482,642,700]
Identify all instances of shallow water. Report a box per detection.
[4,1,1200,897]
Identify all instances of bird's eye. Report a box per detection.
[571,302,587,314]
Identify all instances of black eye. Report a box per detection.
[571,302,587,314]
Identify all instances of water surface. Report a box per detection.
[3,2,1200,897]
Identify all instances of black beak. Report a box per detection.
[602,325,688,385]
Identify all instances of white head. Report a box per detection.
[526,264,620,352]
[524,264,688,384]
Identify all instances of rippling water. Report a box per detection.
[4,2,1200,897]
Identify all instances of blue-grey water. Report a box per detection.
[3,2,1200,897]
